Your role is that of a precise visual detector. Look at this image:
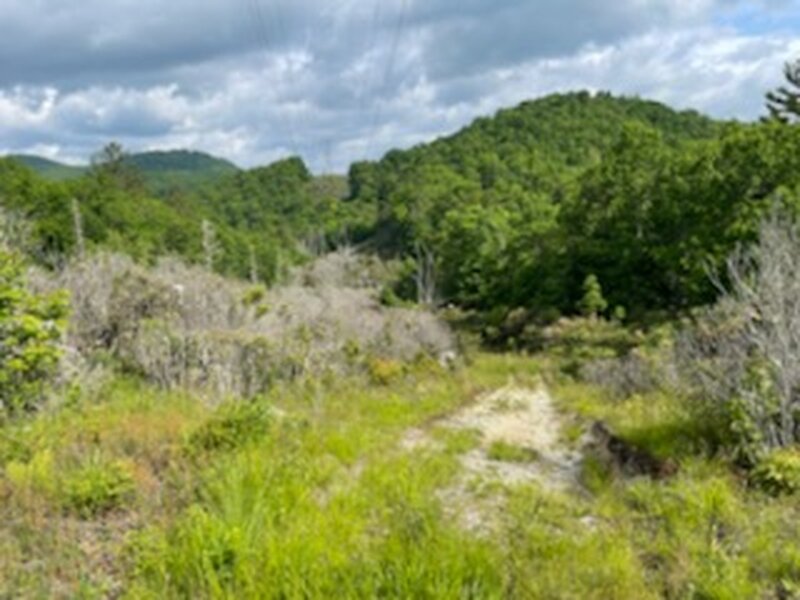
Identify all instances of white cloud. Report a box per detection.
[0,0,797,171]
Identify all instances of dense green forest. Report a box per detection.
[348,92,800,316]
[0,147,353,282]
[9,149,238,188]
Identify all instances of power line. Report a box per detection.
[244,0,303,160]
[350,0,385,161]
[363,0,409,162]
[272,0,303,156]
[241,0,410,169]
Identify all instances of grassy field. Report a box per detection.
[2,353,800,599]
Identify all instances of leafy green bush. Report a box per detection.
[378,285,405,307]
[62,454,135,516]
[0,248,67,416]
[186,400,272,455]
[750,448,800,496]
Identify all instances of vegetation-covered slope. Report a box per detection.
[7,154,87,181]
[7,149,240,195]
[125,149,237,174]
[0,151,359,282]
[349,92,721,210]
[349,92,800,316]
[126,149,239,196]
[6,92,800,319]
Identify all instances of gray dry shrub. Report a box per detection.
[579,352,658,400]
[32,250,455,398]
[677,213,800,459]
[289,247,390,290]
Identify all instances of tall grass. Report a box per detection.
[3,354,800,597]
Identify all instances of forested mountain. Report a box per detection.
[195,158,364,252]
[8,149,237,177]
[7,155,86,180]
[349,92,800,316]
[126,150,240,195]
[6,149,240,195]
[349,92,720,208]
[0,152,353,282]
[125,149,237,174]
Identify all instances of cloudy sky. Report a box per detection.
[0,0,798,172]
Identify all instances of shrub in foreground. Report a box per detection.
[186,400,273,455]
[678,213,800,463]
[0,248,67,416]
[33,251,456,397]
[750,448,800,496]
[62,454,135,516]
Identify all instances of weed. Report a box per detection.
[186,400,272,455]
[750,448,800,496]
[4,352,800,597]
[581,453,614,493]
[432,427,482,455]
[62,454,135,516]
[366,357,404,386]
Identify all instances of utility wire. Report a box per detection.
[350,0,384,158]
[245,0,303,160]
[363,0,409,162]
[241,0,410,169]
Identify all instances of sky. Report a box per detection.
[0,0,798,172]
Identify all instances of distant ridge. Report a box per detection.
[8,154,86,181]
[5,149,241,193]
[125,150,238,174]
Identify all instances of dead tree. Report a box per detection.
[201,219,220,272]
[71,198,85,260]
[680,212,800,455]
[414,241,437,307]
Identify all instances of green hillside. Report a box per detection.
[7,155,87,181]
[350,91,721,203]
[126,149,238,173]
[424,91,719,168]
[0,149,358,282]
[127,150,240,196]
[6,149,240,195]
[3,91,799,316]
[349,91,799,314]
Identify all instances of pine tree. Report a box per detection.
[766,59,800,123]
[578,274,608,318]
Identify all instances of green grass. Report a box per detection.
[3,354,800,597]
[431,427,483,455]
[486,440,539,463]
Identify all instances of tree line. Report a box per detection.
[348,64,800,320]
